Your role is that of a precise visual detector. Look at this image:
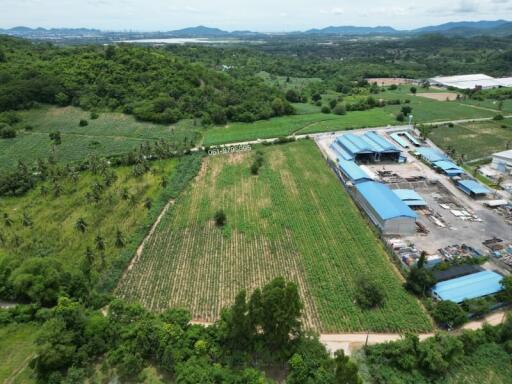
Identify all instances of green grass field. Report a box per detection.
[429,119,512,160]
[257,71,322,91]
[0,159,177,274]
[116,140,432,333]
[0,106,199,172]
[0,323,38,383]
[380,92,496,123]
[460,98,512,114]
[203,109,397,145]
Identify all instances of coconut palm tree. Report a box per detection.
[75,217,88,233]
[115,229,125,248]
[95,234,105,251]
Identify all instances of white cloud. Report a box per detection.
[0,0,510,32]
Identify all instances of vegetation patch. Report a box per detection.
[116,140,432,332]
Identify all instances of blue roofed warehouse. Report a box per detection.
[354,181,417,235]
[333,131,401,163]
[432,270,503,303]
[457,179,491,198]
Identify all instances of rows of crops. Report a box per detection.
[117,140,432,332]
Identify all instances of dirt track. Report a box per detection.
[320,310,508,355]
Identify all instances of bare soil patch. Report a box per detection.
[419,92,459,101]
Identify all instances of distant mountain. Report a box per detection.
[166,26,230,37]
[1,20,511,41]
[411,20,509,33]
[305,25,398,35]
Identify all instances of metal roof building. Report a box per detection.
[336,159,373,184]
[491,149,512,175]
[432,160,464,177]
[334,132,401,163]
[457,179,491,197]
[393,189,427,207]
[429,74,503,90]
[390,132,421,148]
[432,270,503,303]
[354,181,417,235]
[416,147,464,176]
[416,147,448,163]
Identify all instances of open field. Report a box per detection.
[366,78,414,86]
[0,106,199,171]
[380,91,496,122]
[0,159,177,274]
[117,140,432,333]
[0,323,38,383]
[418,92,459,101]
[257,71,322,91]
[460,98,512,113]
[429,119,512,160]
[203,109,396,145]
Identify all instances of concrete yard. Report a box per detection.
[315,126,512,263]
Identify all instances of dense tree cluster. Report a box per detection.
[365,315,512,383]
[0,36,294,125]
[0,278,362,383]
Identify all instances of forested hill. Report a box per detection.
[0,36,293,125]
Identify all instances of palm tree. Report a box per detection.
[496,176,504,189]
[75,217,88,233]
[115,229,125,248]
[22,212,32,227]
[3,213,13,227]
[95,234,105,251]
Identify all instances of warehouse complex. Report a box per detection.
[429,73,512,90]
[328,131,418,235]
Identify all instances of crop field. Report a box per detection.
[460,98,512,114]
[379,91,496,122]
[0,159,178,274]
[429,119,512,160]
[117,140,432,333]
[0,106,199,171]
[203,109,396,145]
[0,323,38,383]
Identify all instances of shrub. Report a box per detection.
[214,210,226,227]
[79,119,89,127]
[321,106,331,114]
[401,105,412,115]
[396,112,405,122]
[432,300,467,328]
[333,104,346,115]
[0,124,16,139]
[493,114,504,121]
[355,276,385,309]
[90,112,99,120]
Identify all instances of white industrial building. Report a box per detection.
[429,74,504,90]
[491,149,512,175]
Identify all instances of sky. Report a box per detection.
[0,0,511,32]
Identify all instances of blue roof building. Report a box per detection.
[432,160,464,177]
[393,189,427,207]
[416,147,464,176]
[354,181,417,235]
[337,160,373,184]
[334,132,401,163]
[457,179,491,197]
[390,132,421,148]
[416,147,448,163]
[432,271,503,303]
